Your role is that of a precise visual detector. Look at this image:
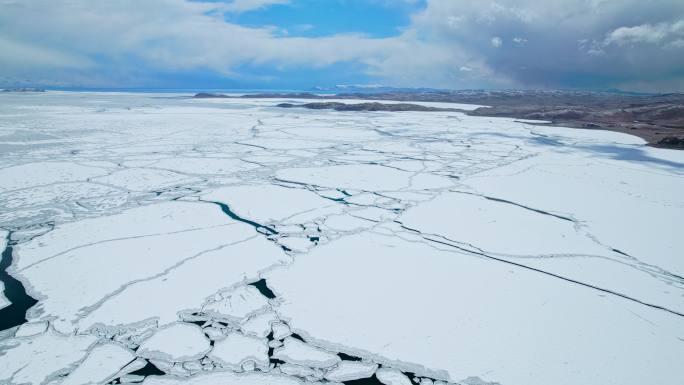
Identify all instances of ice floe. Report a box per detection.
[137,323,210,362]
[376,368,413,385]
[209,331,269,370]
[272,337,341,369]
[325,361,379,382]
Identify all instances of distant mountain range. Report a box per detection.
[195,89,684,149]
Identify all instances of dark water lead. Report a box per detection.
[208,201,277,236]
[128,360,166,377]
[344,374,386,385]
[0,232,38,331]
[249,278,277,299]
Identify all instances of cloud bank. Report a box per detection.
[1,0,683,91]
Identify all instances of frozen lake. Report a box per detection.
[0,92,683,385]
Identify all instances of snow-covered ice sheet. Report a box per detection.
[0,92,682,385]
[266,232,684,385]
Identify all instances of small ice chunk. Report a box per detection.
[14,321,48,337]
[269,340,284,348]
[209,331,269,370]
[61,343,135,385]
[278,363,316,377]
[183,360,204,374]
[203,327,226,341]
[271,322,292,340]
[137,323,211,362]
[241,311,277,338]
[272,337,340,369]
[420,378,434,385]
[325,361,379,382]
[0,282,8,310]
[203,285,270,321]
[241,360,256,372]
[377,368,413,385]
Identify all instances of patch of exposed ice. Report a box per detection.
[209,331,269,370]
[278,363,317,378]
[272,337,341,369]
[271,322,292,340]
[376,368,413,385]
[241,311,277,338]
[137,323,210,362]
[325,361,378,382]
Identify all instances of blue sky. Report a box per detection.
[224,0,426,38]
[1,0,684,92]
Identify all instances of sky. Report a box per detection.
[1,0,684,92]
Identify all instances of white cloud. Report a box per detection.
[1,0,683,90]
[220,0,289,13]
[605,20,684,46]
[0,37,90,70]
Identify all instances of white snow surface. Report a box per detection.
[0,328,97,385]
[60,343,135,385]
[266,232,684,385]
[0,92,682,385]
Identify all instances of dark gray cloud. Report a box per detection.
[411,0,684,91]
